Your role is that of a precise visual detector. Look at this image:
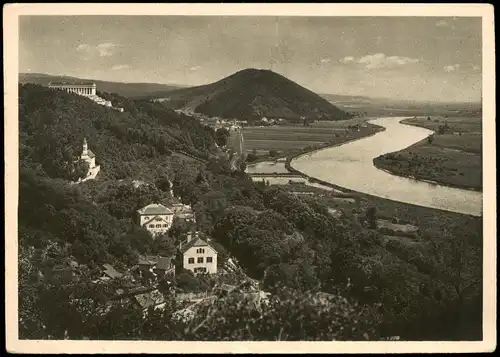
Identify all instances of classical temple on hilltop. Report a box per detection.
[49,82,97,96]
[74,137,101,183]
[48,82,123,112]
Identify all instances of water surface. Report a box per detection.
[291,117,482,216]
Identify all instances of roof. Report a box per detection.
[138,255,161,266]
[48,81,96,87]
[155,256,174,271]
[217,283,236,293]
[102,264,123,279]
[180,236,216,254]
[134,289,165,310]
[171,203,192,213]
[52,264,76,272]
[142,215,171,227]
[86,149,96,159]
[137,203,173,216]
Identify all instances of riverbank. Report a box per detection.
[372,116,482,192]
[234,117,381,164]
[285,122,386,173]
[286,117,481,216]
[373,156,482,192]
[283,122,387,194]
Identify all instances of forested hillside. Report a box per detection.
[160,68,351,121]
[18,84,482,341]
[19,84,216,181]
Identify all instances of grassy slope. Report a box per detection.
[373,116,482,191]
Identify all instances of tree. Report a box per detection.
[365,207,378,229]
[238,160,247,173]
[215,127,230,147]
[269,150,279,158]
[69,159,90,182]
[152,235,177,257]
[168,216,189,239]
[182,287,382,341]
[430,234,482,308]
[246,148,258,163]
[155,176,172,193]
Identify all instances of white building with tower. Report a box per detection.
[74,137,101,183]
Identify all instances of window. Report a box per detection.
[196,248,205,254]
[156,224,161,228]
[144,216,149,220]
[206,257,213,263]
[188,258,194,264]
[197,257,204,263]
[163,224,168,228]
[194,267,207,273]
[149,224,154,228]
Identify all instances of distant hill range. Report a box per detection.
[157,68,351,121]
[19,73,183,99]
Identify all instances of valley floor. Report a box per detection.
[230,117,382,163]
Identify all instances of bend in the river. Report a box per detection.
[290,117,482,217]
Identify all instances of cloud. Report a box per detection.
[339,56,354,64]
[340,53,420,69]
[444,64,460,72]
[76,43,92,52]
[76,42,121,59]
[320,57,331,64]
[111,64,131,70]
[96,43,120,57]
[189,65,202,71]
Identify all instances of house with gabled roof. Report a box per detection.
[132,289,166,315]
[137,255,175,277]
[179,232,218,275]
[136,203,174,237]
[44,263,80,285]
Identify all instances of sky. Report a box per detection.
[19,16,482,102]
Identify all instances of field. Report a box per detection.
[374,115,482,191]
[230,118,381,157]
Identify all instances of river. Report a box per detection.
[290,117,482,217]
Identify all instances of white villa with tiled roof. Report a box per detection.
[137,203,174,237]
[179,232,218,274]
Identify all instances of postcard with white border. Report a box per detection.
[4,3,496,354]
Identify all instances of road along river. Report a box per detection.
[290,117,482,217]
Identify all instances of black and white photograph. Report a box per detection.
[4,3,496,354]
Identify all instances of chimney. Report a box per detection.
[186,231,193,243]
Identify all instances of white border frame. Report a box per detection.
[4,3,496,354]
